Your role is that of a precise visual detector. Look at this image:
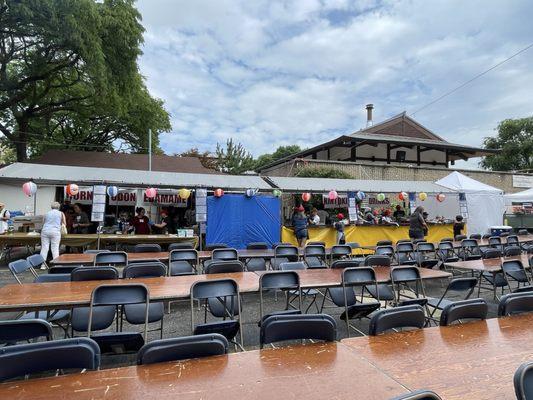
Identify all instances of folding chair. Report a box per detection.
[190,279,243,350]
[244,242,268,271]
[391,390,442,400]
[203,248,239,271]
[205,243,228,251]
[304,245,327,269]
[0,319,53,345]
[376,240,393,246]
[501,260,531,291]
[319,260,361,313]
[427,277,478,322]
[0,338,100,382]
[137,334,228,365]
[364,255,395,305]
[396,242,417,265]
[437,241,461,274]
[169,249,198,276]
[459,239,482,261]
[390,267,429,317]
[415,242,439,269]
[330,245,352,264]
[368,305,425,336]
[8,259,37,284]
[271,245,299,270]
[439,298,487,326]
[259,314,336,348]
[168,242,194,251]
[374,245,396,263]
[134,244,162,253]
[259,271,301,326]
[93,251,128,268]
[280,261,320,312]
[454,234,467,241]
[514,361,533,400]
[48,265,80,274]
[469,234,482,240]
[504,246,522,257]
[204,260,244,275]
[498,292,533,316]
[26,254,48,270]
[506,235,520,249]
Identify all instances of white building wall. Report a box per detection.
[0,183,56,215]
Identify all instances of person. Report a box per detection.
[382,210,399,226]
[132,207,151,234]
[184,207,196,226]
[409,206,428,240]
[363,207,377,225]
[118,211,132,233]
[71,203,91,234]
[334,213,346,244]
[308,208,320,225]
[292,206,308,247]
[152,210,169,234]
[40,202,65,266]
[0,202,10,234]
[393,205,406,221]
[454,215,465,238]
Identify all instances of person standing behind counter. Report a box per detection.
[0,202,10,234]
[71,203,91,234]
[409,206,428,240]
[308,208,320,225]
[132,207,151,234]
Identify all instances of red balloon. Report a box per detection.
[398,191,408,201]
[301,192,311,202]
[214,188,224,198]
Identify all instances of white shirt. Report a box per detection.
[0,208,10,234]
[309,215,320,225]
[42,209,63,233]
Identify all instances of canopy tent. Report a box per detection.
[504,188,533,204]
[435,171,505,235]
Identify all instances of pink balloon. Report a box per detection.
[328,190,338,200]
[22,181,37,197]
[145,187,157,198]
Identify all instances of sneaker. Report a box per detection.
[40,266,47,270]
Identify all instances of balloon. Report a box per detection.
[178,188,191,200]
[66,184,79,196]
[145,187,157,198]
[437,193,446,202]
[272,189,282,197]
[301,192,311,202]
[106,186,118,197]
[328,190,338,200]
[356,191,366,201]
[245,188,259,198]
[22,181,37,197]
[214,188,224,198]
[376,193,386,201]
[398,191,408,201]
[419,192,427,201]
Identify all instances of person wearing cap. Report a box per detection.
[292,205,308,247]
[0,202,10,234]
[334,213,346,244]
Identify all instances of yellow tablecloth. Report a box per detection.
[281,224,454,248]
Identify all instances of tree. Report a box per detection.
[254,145,302,171]
[176,148,218,170]
[0,0,170,160]
[215,138,255,174]
[295,166,352,179]
[480,117,533,171]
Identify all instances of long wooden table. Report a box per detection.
[446,255,530,273]
[0,272,259,313]
[342,313,533,399]
[0,342,407,400]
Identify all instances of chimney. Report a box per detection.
[365,104,374,127]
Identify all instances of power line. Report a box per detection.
[410,42,533,116]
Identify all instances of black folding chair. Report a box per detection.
[376,240,393,246]
[368,305,425,336]
[427,277,478,322]
[205,243,228,251]
[204,260,244,275]
[390,390,442,400]
[515,361,533,400]
[0,319,53,345]
[93,251,128,268]
[203,248,239,271]
[8,259,37,284]
[498,292,533,316]
[439,298,487,326]
[469,234,482,240]
[169,249,198,276]
[304,245,327,269]
[374,245,396,263]
[84,249,111,254]
[504,246,522,257]
[259,271,301,326]
[364,256,395,305]
[396,242,417,265]
[259,313,336,348]
[134,244,162,253]
[168,242,194,251]
[459,239,482,261]
[26,254,48,270]
[502,260,531,290]
[330,245,352,264]
[0,338,100,382]
[280,261,320,312]
[245,242,268,271]
[415,242,439,269]
[137,334,228,365]
[271,245,299,270]
[390,266,428,312]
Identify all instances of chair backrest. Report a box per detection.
[454,234,467,241]
[205,243,228,251]
[488,236,502,246]
[342,267,377,289]
[376,240,393,246]
[190,279,239,301]
[498,292,533,316]
[396,242,415,253]
[390,390,442,400]
[502,260,526,275]
[247,242,269,250]
[170,249,198,263]
[211,248,238,261]
[346,242,361,249]
[279,261,307,271]
[439,238,454,243]
[331,245,352,258]
[519,229,529,236]
[168,242,194,251]
[482,248,501,259]
[259,271,300,291]
[0,338,100,382]
[504,246,522,257]
[134,244,162,253]
[446,277,479,294]
[48,265,80,274]
[93,251,128,266]
[304,245,326,257]
[375,245,395,257]
[26,254,46,269]
[437,241,454,251]
[391,266,421,284]
[469,233,482,240]
[515,361,533,400]
[482,233,492,239]
[8,259,35,283]
[84,249,111,254]
[439,298,488,326]
[260,314,336,347]
[71,266,119,281]
[364,255,391,267]
[413,239,426,244]
[507,235,520,245]
[204,260,244,274]
[123,262,167,278]
[307,241,326,246]
[34,273,72,283]
[331,259,360,269]
[274,245,299,261]
[416,242,436,253]
[137,334,228,365]
[368,305,425,336]
[0,319,53,345]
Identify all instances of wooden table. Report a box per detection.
[0,272,259,313]
[52,252,171,265]
[445,255,530,273]
[342,313,533,399]
[0,342,407,400]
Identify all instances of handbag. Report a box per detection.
[61,224,68,236]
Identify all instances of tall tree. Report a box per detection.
[215,138,255,174]
[481,117,533,171]
[0,0,170,161]
[176,147,218,170]
[254,145,302,171]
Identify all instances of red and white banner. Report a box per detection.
[322,195,349,209]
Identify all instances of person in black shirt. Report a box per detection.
[152,211,169,234]
[453,215,465,238]
[393,205,406,221]
[409,206,428,240]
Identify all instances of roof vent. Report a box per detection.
[365,104,374,127]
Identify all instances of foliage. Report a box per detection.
[294,166,352,179]
[215,138,255,174]
[254,145,302,171]
[0,141,16,164]
[176,148,219,170]
[0,0,170,161]
[480,117,533,171]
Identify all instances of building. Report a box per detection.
[258,105,532,193]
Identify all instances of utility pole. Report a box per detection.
[148,129,152,171]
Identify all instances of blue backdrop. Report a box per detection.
[206,194,281,249]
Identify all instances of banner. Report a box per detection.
[64,186,93,205]
[109,190,137,206]
[143,191,188,207]
[322,195,348,209]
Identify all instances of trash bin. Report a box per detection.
[490,226,513,236]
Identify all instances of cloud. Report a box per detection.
[137,0,533,168]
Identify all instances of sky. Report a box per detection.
[136,0,533,169]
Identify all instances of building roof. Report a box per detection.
[0,163,271,191]
[29,150,219,174]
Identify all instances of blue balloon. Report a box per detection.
[245,188,258,198]
[356,191,366,201]
[107,186,119,197]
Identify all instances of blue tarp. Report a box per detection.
[206,194,281,249]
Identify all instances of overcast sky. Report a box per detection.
[136,0,533,169]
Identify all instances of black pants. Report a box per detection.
[409,229,424,240]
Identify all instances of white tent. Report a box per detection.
[505,188,533,204]
[435,171,505,235]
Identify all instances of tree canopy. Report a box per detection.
[0,0,170,161]
[481,117,533,171]
[254,145,302,171]
[215,138,256,174]
[295,166,352,179]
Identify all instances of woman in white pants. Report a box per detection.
[40,202,65,267]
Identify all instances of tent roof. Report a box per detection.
[435,171,503,193]
[0,163,271,191]
[265,176,452,193]
[505,188,533,201]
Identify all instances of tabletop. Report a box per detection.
[52,252,171,265]
[446,255,530,273]
[0,272,259,312]
[0,342,407,400]
[342,313,533,399]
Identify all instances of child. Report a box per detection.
[334,213,346,244]
[454,215,465,238]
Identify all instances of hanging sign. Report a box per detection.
[143,191,188,207]
[64,186,93,204]
[108,190,137,206]
[322,195,348,209]
[91,185,106,222]
[347,191,358,222]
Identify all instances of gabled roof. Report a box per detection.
[356,112,446,142]
[29,150,219,174]
[435,171,503,193]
